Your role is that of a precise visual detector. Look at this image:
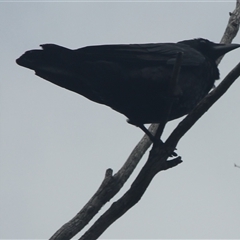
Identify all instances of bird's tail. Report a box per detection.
[16,44,88,93]
[16,44,105,104]
[16,44,73,75]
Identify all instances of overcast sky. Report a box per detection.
[1,1,240,239]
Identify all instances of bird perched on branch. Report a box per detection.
[16,38,240,139]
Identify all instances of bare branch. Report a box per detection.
[79,150,182,240]
[217,0,240,64]
[220,0,240,44]
[79,59,240,240]
[50,2,240,240]
[49,124,158,240]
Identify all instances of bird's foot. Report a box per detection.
[136,123,178,157]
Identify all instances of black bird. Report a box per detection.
[16,38,240,139]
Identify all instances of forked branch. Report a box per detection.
[50,2,240,240]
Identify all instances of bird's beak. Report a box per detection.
[213,43,240,59]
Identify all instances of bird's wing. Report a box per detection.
[17,42,205,74]
[74,43,206,66]
[16,42,206,114]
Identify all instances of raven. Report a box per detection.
[16,39,240,138]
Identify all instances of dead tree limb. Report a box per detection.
[49,125,159,240]
[220,0,240,45]
[80,62,240,239]
[50,2,240,240]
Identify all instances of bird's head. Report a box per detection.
[178,38,240,62]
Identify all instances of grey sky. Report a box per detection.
[1,1,240,239]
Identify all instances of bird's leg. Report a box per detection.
[136,123,177,156]
[138,124,157,142]
[127,119,156,142]
[138,124,177,156]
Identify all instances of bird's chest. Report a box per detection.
[170,64,217,119]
